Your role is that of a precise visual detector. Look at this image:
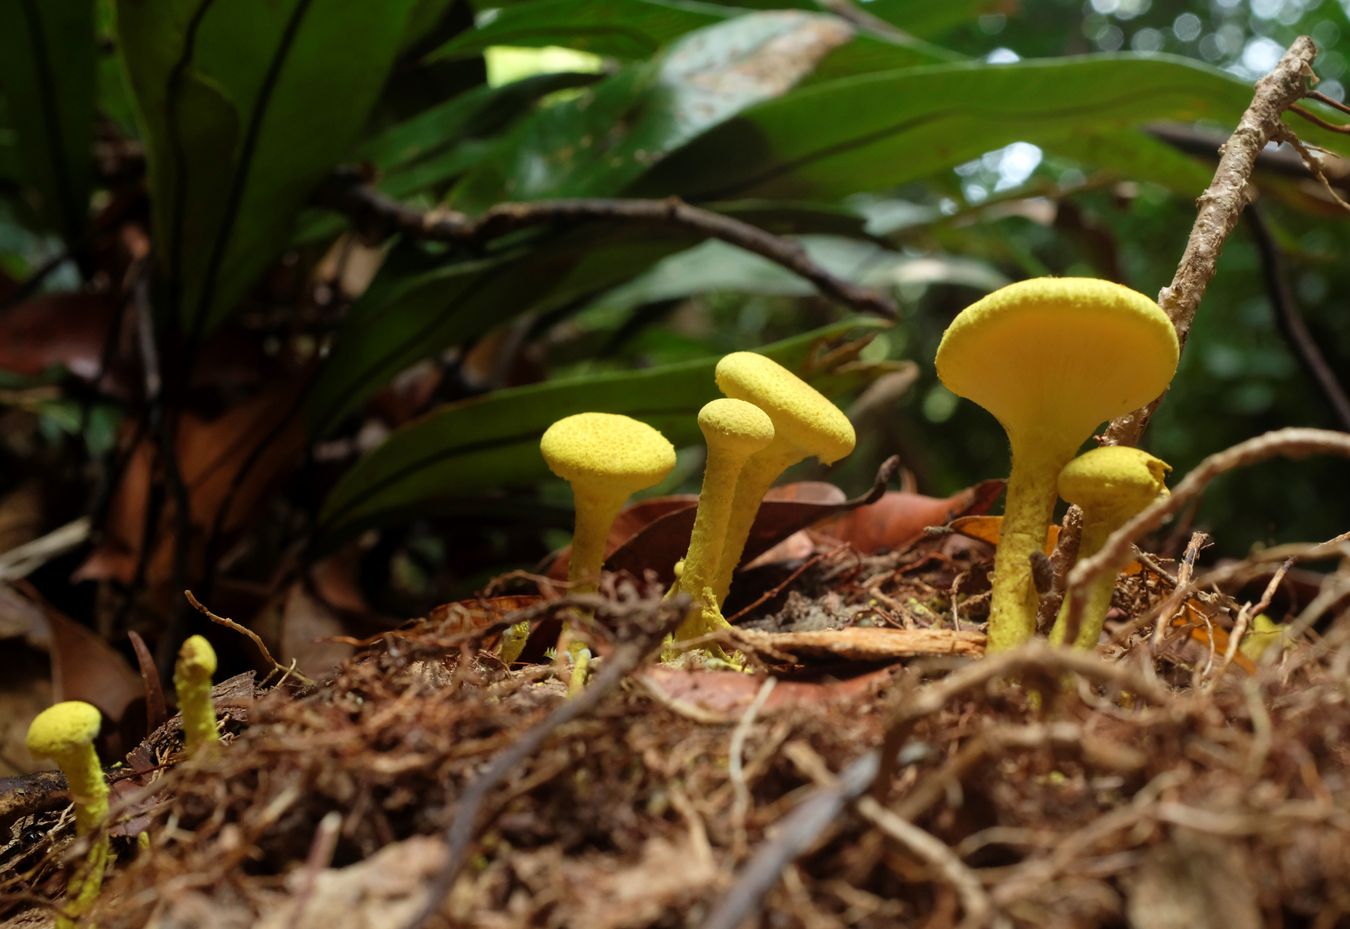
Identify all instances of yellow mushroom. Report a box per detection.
[1049,446,1170,650]
[174,635,220,755]
[671,397,776,644]
[709,352,855,608]
[502,413,676,665]
[26,701,110,929]
[936,278,1178,652]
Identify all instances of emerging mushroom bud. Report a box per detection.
[174,635,220,755]
[671,398,776,646]
[26,701,111,928]
[710,352,855,608]
[1049,446,1170,649]
[936,278,1178,652]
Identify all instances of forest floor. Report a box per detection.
[3,526,1349,929]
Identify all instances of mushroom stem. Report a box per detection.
[710,445,800,607]
[671,399,775,646]
[1047,515,1120,649]
[568,488,627,593]
[986,436,1077,652]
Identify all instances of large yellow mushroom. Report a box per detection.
[936,278,1178,652]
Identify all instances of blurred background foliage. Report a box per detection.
[0,0,1347,672]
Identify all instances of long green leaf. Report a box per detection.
[452,10,856,210]
[303,223,702,436]
[115,0,418,337]
[315,319,890,543]
[593,235,1008,312]
[629,54,1350,202]
[0,0,94,242]
[428,0,734,61]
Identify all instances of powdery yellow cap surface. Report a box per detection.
[698,398,775,455]
[715,353,855,464]
[1058,445,1170,512]
[936,278,1178,443]
[178,635,218,676]
[541,413,676,494]
[26,701,102,758]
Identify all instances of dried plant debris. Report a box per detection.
[1,545,1348,929]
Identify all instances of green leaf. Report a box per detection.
[304,223,702,436]
[1042,126,1215,196]
[314,319,890,543]
[859,0,1005,39]
[428,0,734,61]
[293,71,599,244]
[0,0,95,242]
[115,0,418,337]
[630,54,1350,202]
[452,10,856,210]
[593,235,1008,312]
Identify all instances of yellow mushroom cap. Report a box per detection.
[541,412,676,496]
[178,635,218,677]
[936,279,1178,445]
[698,398,775,455]
[715,353,855,465]
[26,701,102,760]
[1058,446,1171,514]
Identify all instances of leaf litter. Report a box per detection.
[2,493,1349,929]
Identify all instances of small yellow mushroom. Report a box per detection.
[935,278,1178,652]
[174,635,220,755]
[26,701,110,929]
[710,352,854,609]
[671,398,775,644]
[504,413,676,667]
[1049,446,1170,649]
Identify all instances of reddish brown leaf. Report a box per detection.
[15,586,141,733]
[0,293,118,379]
[605,472,891,585]
[816,479,1004,554]
[638,665,894,719]
[76,389,306,586]
[126,629,166,732]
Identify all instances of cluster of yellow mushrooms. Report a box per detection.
[505,351,858,674]
[522,277,1180,671]
[22,277,1183,916]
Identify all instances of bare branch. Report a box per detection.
[316,173,898,320]
[1105,36,1319,445]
